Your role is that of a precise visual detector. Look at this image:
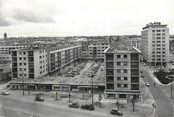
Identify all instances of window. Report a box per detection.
[117,69,121,73]
[23,57,26,60]
[23,52,26,55]
[124,77,127,80]
[117,84,121,87]
[19,63,22,66]
[117,62,121,66]
[124,70,127,73]
[40,56,42,59]
[24,63,26,66]
[152,30,155,32]
[19,57,22,60]
[124,55,127,58]
[124,84,128,88]
[117,55,121,58]
[117,77,121,80]
[124,62,127,66]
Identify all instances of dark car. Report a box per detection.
[69,102,79,108]
[110,108,123,116]
[81,104,95,111]
[35,96,44,101]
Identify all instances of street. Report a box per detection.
[0,95,116,117]
[142,65,173,117]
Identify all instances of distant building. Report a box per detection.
[4,33,7,39]
[0,45,29,61]
[88,43,109,59]
[104,46,140,99]
[11,45,82,79]
[125,38,141,49]
[140,22,169,66]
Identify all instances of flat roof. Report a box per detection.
[10,76,105,86]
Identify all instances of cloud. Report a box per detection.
[12,9,55,23]
[0,15,10,26]
[0,1,10,26]
[0,0,55,26]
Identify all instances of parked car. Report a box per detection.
[1,90,9,95]
[35,96,44,101]
[69,102,79,108]
[81,104,95,111]
[110,108,123,116]
[145,82,150,87]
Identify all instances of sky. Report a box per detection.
[0,0,174,37]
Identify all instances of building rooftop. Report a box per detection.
[104,45,141,53]
[10,76,105,86]
[143,22,167,30]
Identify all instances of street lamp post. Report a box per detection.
[69,88,71,102]
[171,80,173,99]
[22,69,25,96]
[91,77,94,106]
[56,91,58,100]
[82,89,85,100]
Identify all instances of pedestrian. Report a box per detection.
[154,83,156,87]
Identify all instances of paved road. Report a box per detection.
[141,65,173,117]
[0,95,115,117]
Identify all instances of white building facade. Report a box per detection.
[140,22,169,66]
[104,46,140,99]
[11,45,82,79]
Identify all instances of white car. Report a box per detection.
[145,82,150,87]
[1,90,9,95]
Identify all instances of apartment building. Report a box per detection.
[11,45,82,79]
[0,45,28,61]
[104,46,140,99]
[11,48,48,79]
[140,22,169,66]
[88,43,109,59]
[48,45,82,74]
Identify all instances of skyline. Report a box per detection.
[0,0,174,37]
